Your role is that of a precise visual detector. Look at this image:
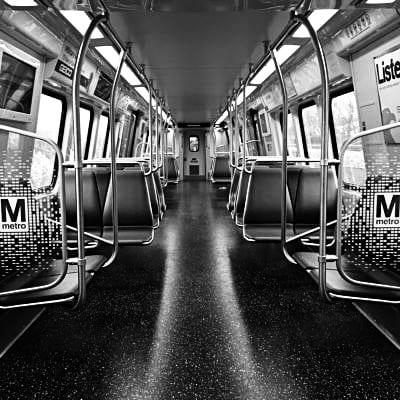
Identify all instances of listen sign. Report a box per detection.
[374,48,400,142]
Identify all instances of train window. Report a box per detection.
[300,102,333,160]
[331,90,360,151]
[189,135,199,152]
[64,105,93,161]
[31,92,65,188]
[92,113,109,159]
[287,113,300,156]
[331,90,363,185]
[106,119,123,157]
[280,111,301,157]
[215,129,228,153]
[300,103,320,158]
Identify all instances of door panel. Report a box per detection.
[183,131,205,179]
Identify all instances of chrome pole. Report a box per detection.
[295,13,331,302]
[145,79,153,176]
[71,13,107,308]
[270,47,296,265]
[227,96,235,171]
[234,89,241,171]
[102,47,127,268]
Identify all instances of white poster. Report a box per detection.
[374,48,400,143]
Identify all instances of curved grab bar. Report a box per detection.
[71,13,108,308]
[102,46,127,268]
[294,13,331,302]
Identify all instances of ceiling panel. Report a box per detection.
[109,10,289,122]
[104,0,299,12]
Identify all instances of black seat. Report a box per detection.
[154,169,167,216]
[243,166,294,241]
[227,167,240,212]
[0,256,106,307]
[293,252,400,302]
[65,169,103,239]
[102,169,154,245]
[292,167,337,235]
[211,155,231,183]
[92,167,110,212]
[146,173,161,228]
[233,168,251,226]
[167,156,179,183]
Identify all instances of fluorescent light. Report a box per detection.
[135,86,150,102]
[60,11,103,40]
[121,63,141,86]
[250,45,300,85]
[366,0,396,3]
[293,9,338,38]
[216,110,228,125]
[96,46,120,69]
[4,0,37,5]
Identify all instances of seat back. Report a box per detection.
[146,173,160,226]
[293,167,337,232]
[243,165,293,226]
[103,169,153,228]
[154,169,166,213]
[234,169,251,222]
[65,169,103,236]
[227,167,240,212]
[212,156,230,181]
[167,156,179,181]
[92,168,110,212]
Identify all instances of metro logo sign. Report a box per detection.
[374,193,400,227]
[0,197,29,232]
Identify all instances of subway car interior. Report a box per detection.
[1,0,400,398]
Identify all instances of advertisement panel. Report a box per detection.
[374,47,400,143]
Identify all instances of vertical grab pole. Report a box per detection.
[234,89,241,171]
[270,46,296,265]
[227,96,235,171]
[102,47,127,268]
[241,78,248,172]
[295,13,331,302]
[154,92,158,171]
[145,79,153,176]
[243,64,254,174]
[71,13,107,308]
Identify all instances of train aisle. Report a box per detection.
[0,181,399,399]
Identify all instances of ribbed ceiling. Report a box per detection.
[104,0,300,12]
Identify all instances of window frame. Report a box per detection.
[279,109,302,157]
[329,84,358,160]
[91,111,109,159]
[189,135,200,153]
[40,87,67,147]
[81,103,95,160]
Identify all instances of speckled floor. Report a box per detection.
[0,181,400,400]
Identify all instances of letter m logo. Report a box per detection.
[0,197,29,232]
[374,192,400,228]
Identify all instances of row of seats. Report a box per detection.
[0,164,168,308]
[228,163,337,241]
[65,166,167,246]
[226,162,400,302]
